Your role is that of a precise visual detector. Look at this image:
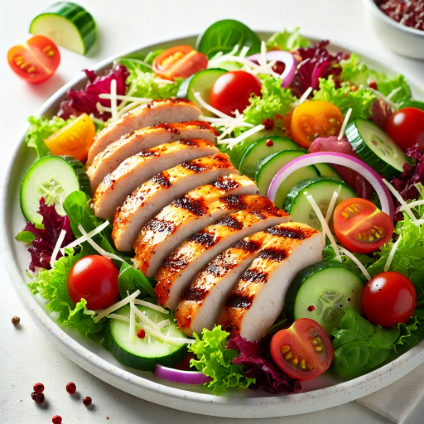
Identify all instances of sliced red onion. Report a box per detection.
[267,152,395,219]
[154,364,211,385]
[247,51,298,88]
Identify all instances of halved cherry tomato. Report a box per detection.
[290,101,343,148]
[210,70,262,116]
[333,198,394,254]
[67,255,119,310]
[362,271,417,327]
[386,107,424,151]
[270,318,333,380]
[44,114,96,161]
[152,45,208,80]
[7,35,60,84]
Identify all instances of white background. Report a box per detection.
[1,0,424,422]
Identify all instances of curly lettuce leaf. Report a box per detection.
[118,263,156,300]
[188,326,254,394]
[312,76,377,121]
[266,28,310,51]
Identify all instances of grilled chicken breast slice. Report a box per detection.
[87,122,216,193]
[112,156,242,251]
[87,99,202,164]
[134,194,272,278]
[154,209,291,309]
[216,223,323,342]
[175,231,278,337]
[93,139,218,219]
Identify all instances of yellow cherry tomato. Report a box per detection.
[290,101,344,148]
[44,114,96,161]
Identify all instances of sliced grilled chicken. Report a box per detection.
[87,122,216,192]
[94,139,218,219]
[134,194,269,278]
[112,156,243,251]
[87,99,202,164]
[154,209,291,309]
[175,231,277,337]
[216,223,323,342]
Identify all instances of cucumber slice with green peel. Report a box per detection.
[60,155,91,195]
[239,136,303,179]
[105,305,187,372]
[285,261,364,334]
[176,75,194,98]
[29,2,97,55]
[20,155,88,225]
[314,163,342,181]
[185,68,227,116]
[346,119,407,179]
[283,177,357,230]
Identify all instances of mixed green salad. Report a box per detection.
[16,19,424,395]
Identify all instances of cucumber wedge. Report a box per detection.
[105,305,187,372]
[283,177,356,230]
[239,136,303,179]
[30,2,97,55]
[346,119,407,179]
[286,261,363,334]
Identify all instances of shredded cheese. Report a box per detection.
[94,290,141,323]
[400,199,424,211]
[110,79,118,121]
[50,229,67,269]
[338,108,352,141]
[386,86,402,100]
[323,189,340,243]
[133,299,169,314]
[292,86,313,108]
[129,301,136,343]
[368,86,398,111]
[99,93,152,103]
[157,319,170,328]
[384,235,402,272]
[194,92,235,119]
[116,57,153,69]
[338,245,371,280]
[306,194,342,262]
[219,124,265,149]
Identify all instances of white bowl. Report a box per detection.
[364,0,424,59]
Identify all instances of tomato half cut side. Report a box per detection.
[290,101,343,148]
[333,198,394,254]
[7,35,61,84]
[152,45,208,80]
[270,318,333,380]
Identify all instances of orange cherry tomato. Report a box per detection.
[7,35,61,84]
[270,319,333,380]
[333,198,394,254]
[152,45,208,80]
[290,101,344,148]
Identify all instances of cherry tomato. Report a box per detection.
[210,71,262,116]
[153,45,208,80]
[362,272,417,327]
[44,114,96,161]
[7,35,60,84]
[290,101,343,148]
[333,198,394,254]
[67,255,119,310]
[386,107,424,152]
[270,318,333,380]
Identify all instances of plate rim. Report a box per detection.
[2,30,424,419]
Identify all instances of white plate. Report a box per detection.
[2,32,424,419]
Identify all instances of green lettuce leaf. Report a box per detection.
[15,231,36,243]
[188,326,254,394]
[118,263,156,300]
[266,28,310,51]
[312,76,377,121]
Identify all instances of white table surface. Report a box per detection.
[1,0,423,422]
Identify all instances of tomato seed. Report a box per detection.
[280,345,290,354]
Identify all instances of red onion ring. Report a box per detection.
[154,364,211,385]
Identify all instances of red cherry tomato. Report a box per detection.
[270,318,333,380]
[7,35,61,84]
[152,45,208,80]
[362,271,417,327]
[210,71,262,116]
[333,198,394,254]
[67,255,119,310]
[386,108,424,151]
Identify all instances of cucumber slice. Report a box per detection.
[105,305,187,372]
[283,177,356,230]
[314,163,342,180]
[239,136,303,179]
[346,119,407,179]
[186,68,227,116]
[20,156,87,225]
[60,155,91,195]
[29,2,97,55]
[286,261,363,334]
